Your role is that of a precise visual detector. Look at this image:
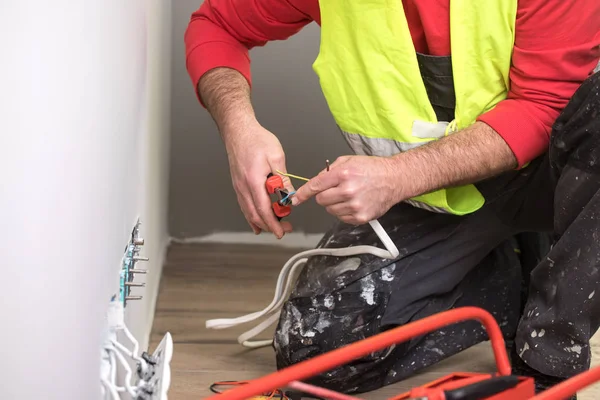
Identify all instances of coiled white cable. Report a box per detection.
[205,219,399,348]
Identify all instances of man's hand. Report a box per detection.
[224,121,295,238]
[292,122,517,225]
[198,67,294,238]
[292,155,401,225]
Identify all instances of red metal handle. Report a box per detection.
[272,201,291,219]
[205,307,511,400]
[530,364,600,400]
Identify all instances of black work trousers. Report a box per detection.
[272,71,600,393]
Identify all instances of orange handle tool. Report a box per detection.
[266,173,291,220]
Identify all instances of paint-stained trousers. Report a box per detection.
[272,71,600,393]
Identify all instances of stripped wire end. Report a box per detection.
[280,191,296,205]
[275,170,310,182]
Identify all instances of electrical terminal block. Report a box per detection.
[120,220,149,307]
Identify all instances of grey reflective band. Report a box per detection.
[403,199,450,214]
[337,126,452,215]
[339,128,422,157]
[339,121,453,158]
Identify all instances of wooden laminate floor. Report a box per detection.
[149,242,600,399]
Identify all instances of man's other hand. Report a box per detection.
[224,120,295,238]
[292,155,402,225]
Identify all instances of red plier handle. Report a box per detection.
[266,173,292,221]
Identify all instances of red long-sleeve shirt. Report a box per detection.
[184,0,600,167]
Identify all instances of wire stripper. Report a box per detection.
[266,173,292,221]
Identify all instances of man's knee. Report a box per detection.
[273,292,394,393]
[551,70,600,173]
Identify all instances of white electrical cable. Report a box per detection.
[101,376,120,400]
[99,347,120,400]
[111,339,137,362]
[107,344,138,397]
[103,298,156,397]
[121,324,150,376]
[206,219,399,348]
[109,351,117,386]
[103,345,129,395]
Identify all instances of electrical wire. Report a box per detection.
[106,344,138,397]
[206,220,399,348]
[109,350,117,385]
[101,376,120,400]
[103,344,129,394]
[102,300,152,398]
[111,339,137,363]
[275,170,310,182]
[121,324,150,375]
[206,168,400,347]
[209,380,289,399]
[280,191,296,204]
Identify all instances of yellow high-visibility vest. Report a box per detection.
[312,0,518,215]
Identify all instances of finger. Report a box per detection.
[324,201,357,217]
[251,179,285,238]
[248,221,261,235]
[315,185,356,207]
[324,206,360,226]
[281,220,293,233]
[234,190,263,234]
[292,170,341,206]
[238,183,272,233]
[339,214,362,226]
[244,198,269,234]
[246,212,262,235]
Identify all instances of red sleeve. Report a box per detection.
[184,0,315,104]
[477,0,600,168]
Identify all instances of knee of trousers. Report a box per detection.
[272,293,398,393]
[550,71,600,172]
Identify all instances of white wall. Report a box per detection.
[127,0,172,355]
[0,1,170,399]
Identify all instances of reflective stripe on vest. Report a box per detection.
[340,122,452,157]
[313,0,517,215]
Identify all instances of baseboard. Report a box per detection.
[170,231,325,249]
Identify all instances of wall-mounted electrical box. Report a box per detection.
[120,221,149,307]
[101,220,172,400]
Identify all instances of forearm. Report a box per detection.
[198,67,257,142]
[390,122,517,200]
